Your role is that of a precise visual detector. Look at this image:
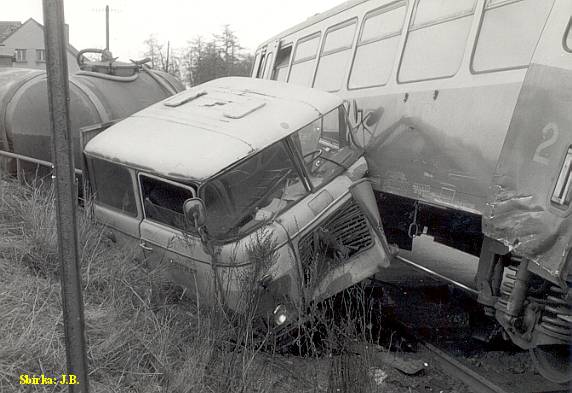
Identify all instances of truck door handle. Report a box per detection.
[139,242,153,251]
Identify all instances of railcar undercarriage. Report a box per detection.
[375,191,572,384]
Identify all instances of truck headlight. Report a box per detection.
[273,304,289,326]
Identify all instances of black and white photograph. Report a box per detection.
[0,0,571,392]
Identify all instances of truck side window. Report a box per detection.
[140,174,195,231]
[294,107,361,189]
[89,158,137,217]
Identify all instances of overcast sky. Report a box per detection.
[1,0,339,60]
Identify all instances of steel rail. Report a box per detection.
[395,255,479,296]
[420,341,510,393]
[389,315,512,393]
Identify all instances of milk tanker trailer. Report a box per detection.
[0,49,185,175]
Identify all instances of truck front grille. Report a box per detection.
[298,198,373,285]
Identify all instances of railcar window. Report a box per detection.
[293,35,320,61]
[272,45,292,81]
[399,0,477,82]
[140,175,195,231]
[314,20,357,92]
[89,158,137,217]
[288,33,320,86]
[472,0,553,73]
[348,4,406,89]
[253,52,261,77]
[256,52,268,78]
[413,0,476,27]
[263,52,273,79]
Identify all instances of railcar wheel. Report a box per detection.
[530,344,572,384]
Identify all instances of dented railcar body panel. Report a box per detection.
[484,3,572,286]
[484,66,572,286]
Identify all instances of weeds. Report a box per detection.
[0,177,392,392]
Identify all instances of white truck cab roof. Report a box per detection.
[84,77,342,181]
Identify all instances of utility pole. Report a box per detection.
[42,1,89,392]
[105,5,109,51]
[165,40,170,73]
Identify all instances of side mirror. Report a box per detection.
[183,198,207,229]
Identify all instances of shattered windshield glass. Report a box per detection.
[201,141,308,240]
[293,106,362,188]
[200,106,361,241]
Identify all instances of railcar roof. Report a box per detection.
[84,76,342,181]
[256,0,367,50]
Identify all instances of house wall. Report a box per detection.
[0,45,13,67]
[2,20,79,72]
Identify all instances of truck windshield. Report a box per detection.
[292,106,362,188]
[201,141,308,240]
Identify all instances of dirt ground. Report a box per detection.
[235,348,469,393]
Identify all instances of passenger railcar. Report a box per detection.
[253,0,572,382]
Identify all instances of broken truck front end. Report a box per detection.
[83,77,392,329]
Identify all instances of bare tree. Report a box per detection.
[145,26,254,87]
[143,35,181,78]
[143,35,165,70]
[182,26,254,87]
[216,25,241,76]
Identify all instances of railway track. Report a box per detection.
[326,326,571,393]
[383,288,571,393]
[325,279,571,393]
[419,339,570,393]
[420,341,511,393]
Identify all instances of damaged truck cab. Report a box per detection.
[83,77,391,325]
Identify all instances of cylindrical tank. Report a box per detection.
[0,60,184,171]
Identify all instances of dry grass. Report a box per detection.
[0,177,390,393]
[0,178,336,393]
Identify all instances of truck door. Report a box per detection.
[137,173,215,303]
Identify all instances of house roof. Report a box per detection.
[84,77,343,182]
[0,18,78,55]
[0,21,21,42]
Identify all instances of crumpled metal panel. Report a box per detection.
[484,64,572,285]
